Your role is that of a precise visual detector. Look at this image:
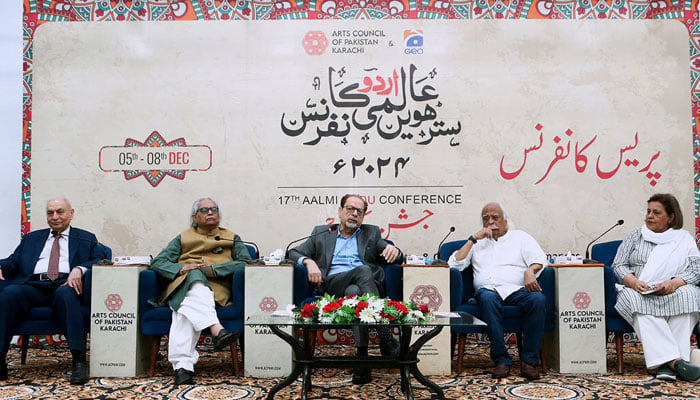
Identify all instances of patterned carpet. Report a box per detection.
[0,340,698,400]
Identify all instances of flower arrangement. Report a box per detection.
[293,293,431,324]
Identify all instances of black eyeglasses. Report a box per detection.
[197,207,219,214]
[343,206,365,215]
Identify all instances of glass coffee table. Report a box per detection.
[246,312,485,400]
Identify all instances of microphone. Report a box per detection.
[284,225,338,260]
[584,219,624,261]
[213,236,260,259]
[434,226,456,259]
[53,231,113,265]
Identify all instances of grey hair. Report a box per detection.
[482,201,514,230]
[190,197,221,227]
[46,197,72,209]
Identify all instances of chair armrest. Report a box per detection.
[83,268,93,306]
[603,266,618,316]
[232,269,245,310]
[449,268,463,311]
[537,267,556,330]
[139,269,158,313]
[293,264,314,306]
[383,264,403,300]
[461,266,475,302]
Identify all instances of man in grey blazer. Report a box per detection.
[289,194,403,384]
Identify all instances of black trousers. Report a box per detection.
[326,265,387,348]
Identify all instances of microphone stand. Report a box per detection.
[584,220,624,261]
[434,226,456,260]
[213,235,260,260]
[284,225,338,261]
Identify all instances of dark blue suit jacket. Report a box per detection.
[0,227,103,286]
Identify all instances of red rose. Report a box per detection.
[323,302,340,313]
[355,301,368,317]
[301,303,317,318]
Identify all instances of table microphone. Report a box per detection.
[213,236,260,259]
[284,225,338,260]
[434,226,456,260]
[53,231,113,264]
[583,219,624,261]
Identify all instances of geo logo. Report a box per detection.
[404,30,423,47]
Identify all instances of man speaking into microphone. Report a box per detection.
[150,197,251,385]
[0,197,103,384]
[288,194,403,384]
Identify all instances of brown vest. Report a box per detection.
[162,226,236,306]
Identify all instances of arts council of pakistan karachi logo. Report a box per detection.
[303,31,329,55]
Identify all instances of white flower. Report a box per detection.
[319,315,333,323]
[368,297,384,311]
[408,310,424,320]
[318,298,330,311]
[359,307,378,323]
[343,297,359,308]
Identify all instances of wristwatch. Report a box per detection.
[468,235,477,244]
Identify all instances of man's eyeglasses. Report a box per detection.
[344,206,365,216]
[197,207,219,214]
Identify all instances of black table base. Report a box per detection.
[265,323,445,400]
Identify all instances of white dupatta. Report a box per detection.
[638,226,699,286]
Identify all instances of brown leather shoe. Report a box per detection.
[492,363,510,378]
[520,362,540,380]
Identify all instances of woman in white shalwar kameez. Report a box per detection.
[613,193,700,382]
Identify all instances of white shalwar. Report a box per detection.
[168,282,219,371]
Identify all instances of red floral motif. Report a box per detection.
[104,294,123,312]
[259,296,278,312]
[572,292,591,310]
[409,285,442,312]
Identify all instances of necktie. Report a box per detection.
[47,232,61,281]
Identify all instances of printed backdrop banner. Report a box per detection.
[31,20,691,258]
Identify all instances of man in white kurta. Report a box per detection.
[448,202,547,380]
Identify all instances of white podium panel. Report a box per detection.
[547,264,606,373]
[244,265,293,377]
[90,265,149,377]
[403,265,451,375]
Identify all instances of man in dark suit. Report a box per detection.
[0,197,103,384]
[289,194,403,384]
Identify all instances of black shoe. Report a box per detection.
[70,361,88,385]
[379,336,400,357]
[520,362,540,380]
[174,368,194,385]
[352,367,372,384]
[213,329,236,350]
[492,363,510,379]
[0,361,7,380]
[673,360,700,382]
